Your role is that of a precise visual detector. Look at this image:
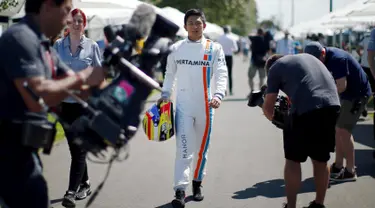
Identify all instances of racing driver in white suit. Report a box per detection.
[158,8,228,208]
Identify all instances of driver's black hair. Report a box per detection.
[184,9,206,25]
[25,0,66,14]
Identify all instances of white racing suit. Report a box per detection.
[161,37,228,191]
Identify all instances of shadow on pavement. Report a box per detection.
[155,202,172,208]
[232,177,315,199]
[353,123,375,148]
[354,149,375,178]
[351,123,375,179]
[50,198,63,205]
[155,196,195,208]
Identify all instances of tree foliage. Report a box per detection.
[141,0,258,36]
[258,16,281,31]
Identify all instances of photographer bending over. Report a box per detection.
[304,42,372,182]
[263,54,340,208]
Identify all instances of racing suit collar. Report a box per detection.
[187,36,206,43]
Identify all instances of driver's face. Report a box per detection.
[185,15,205,40]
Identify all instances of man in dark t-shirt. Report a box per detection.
[248,28,269,94]
[0,0,106,207]
[262,54,340,208]
[305,42,372,182]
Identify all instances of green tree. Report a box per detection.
[258,16,281,30]
[140,0,258,36]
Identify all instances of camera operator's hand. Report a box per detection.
[78,66,106,87]
[76,85,91,100]
[157,97,170,106]
[210,96,221,109]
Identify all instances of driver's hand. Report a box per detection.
[209,96,222,109]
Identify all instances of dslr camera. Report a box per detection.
[247,85,290,129]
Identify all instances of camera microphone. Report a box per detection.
[128,3,157,39]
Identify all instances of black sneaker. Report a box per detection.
[192,180,204,201]
[171,189,185,208]
[76,181,92,200]
[282,203,288,208]
[329,163,344,179]
[362,109,368,117]
[330,168,357,182]
[62,191,76,208]
[303,201,326,208]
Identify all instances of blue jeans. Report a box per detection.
[0,144,49,208]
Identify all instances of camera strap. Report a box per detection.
[41,41,57,79]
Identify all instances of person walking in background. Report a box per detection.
[292,36,302,54]
[240,36,250,62]
[357,33,375,117]
[217,25,238,96]
[264,30,275,54]
[53,8,105,207]
[248,28,269,94]
[276,31,294,55]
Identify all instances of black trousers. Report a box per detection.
[0,124,49,208]
[225,56,233,93]
[60,102,89,192]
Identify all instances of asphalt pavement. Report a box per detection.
[42,55,375,208]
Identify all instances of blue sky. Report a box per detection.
[255,0,354,28]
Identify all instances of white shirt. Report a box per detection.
[217,34,238,56]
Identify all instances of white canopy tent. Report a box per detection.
[323,0,374,26]
[345,2,375,17]
[288,19,340,38]
[0,0,138,39]
[160,7,188,37]
[85,0,190,38]
[289,0,372,37]
[161,6,228,40]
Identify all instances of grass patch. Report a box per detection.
[369,112,374,119]
[48,114,65,143]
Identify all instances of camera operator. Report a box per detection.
[263,54,340,208]
[0,0,106,207]
[304,42,372,182]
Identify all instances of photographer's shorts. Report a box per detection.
[336,97,368,132]
[283,106,340,163]
[248,64,266,79]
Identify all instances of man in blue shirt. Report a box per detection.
[305,42,372,182]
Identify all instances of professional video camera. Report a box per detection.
[21,4,179,207]
[247,85,290,129]
[64,5,179,158]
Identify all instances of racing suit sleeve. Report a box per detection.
[161,48,177,99]
[213,44,228,100]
